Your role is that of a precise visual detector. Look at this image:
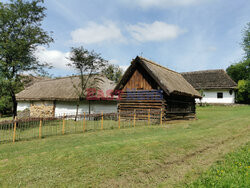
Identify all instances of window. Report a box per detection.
[217,92,223,98]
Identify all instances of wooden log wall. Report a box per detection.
[118,90,165,121]
[165,96,196,120]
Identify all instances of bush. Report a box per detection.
[237,80,250,104]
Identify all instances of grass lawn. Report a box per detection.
[0,105,249,187]
[0,116,12,122]
[188,142,249,187]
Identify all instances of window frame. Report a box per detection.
[217,92,223,99]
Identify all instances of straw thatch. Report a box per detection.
[114,56,201,98]
[16,75,116,101]
[181,69,237,90]
[20,74,51,88]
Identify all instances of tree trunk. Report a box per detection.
[89,100,91,120]
[75,104,79,121]
[10,90,17,119]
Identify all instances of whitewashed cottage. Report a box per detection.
[182,69,237,104]
[16,75,117,117]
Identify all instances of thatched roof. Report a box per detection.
[114,56,201,98]
[16,75,116,101]
[181,69,237,90]
[20,74,51,88]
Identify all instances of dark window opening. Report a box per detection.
[229,90,233,95]
[217,92,223,98]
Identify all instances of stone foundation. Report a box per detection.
[17,108,30,118]
[30,105,54,117]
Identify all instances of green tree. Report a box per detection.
[102,64,123,83]
[226,59,250,83]
[67,47,107,120]
[242,22,250,59]
[226,22,250,104]
[0,78,12,116]
[237,80,250,104]
[68,46,108,100]
[0,0,53,117]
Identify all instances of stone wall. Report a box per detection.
[17,108,30,118]
[30,105,54,117]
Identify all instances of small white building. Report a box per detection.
[16,75,117,117]
[182,69,237,104]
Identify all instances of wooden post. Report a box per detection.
[160,108,163,126]
[39,117,42,139]
[83,112,86,132]
[148,109,150,126]
[134,109,136,128]
[13,117,17,143]
[118,111,121,129]
[101,112,103,130]
[62,114,65,135]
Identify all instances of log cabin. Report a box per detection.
[113,56,201,120]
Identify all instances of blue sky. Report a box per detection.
[24,0,250,76]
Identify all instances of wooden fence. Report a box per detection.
[0,111,163,144]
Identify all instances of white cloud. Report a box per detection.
[109,59,129,72]
[35,48,129,73]
[127,21,186,42]
[35,46,70,70]
[123,0,204,9]
[71,22,125,44]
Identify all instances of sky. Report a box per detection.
[15,0,250,76]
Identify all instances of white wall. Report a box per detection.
[196,89,235,104]
[17,100,117,116]
[54,100,117,116]
[17,101,30,111]
[91,101,117,113]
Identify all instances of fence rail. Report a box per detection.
[0,111,163,144]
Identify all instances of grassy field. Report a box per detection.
[0,105,249,187]
[0,116,12,122]
[188,143,249,187]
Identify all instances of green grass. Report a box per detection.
[188,143,249,187]
[0,106,249,187]
[0,116,12,122]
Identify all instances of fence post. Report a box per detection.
[39,117,42,139]
[148,109,150,126]
[83,112,86,132]
[160,108,163,126]
[134,109,136,128]
[118,110,120,129]
[101,112,103,130]
[62,114,65,135]
[13,116,17,143]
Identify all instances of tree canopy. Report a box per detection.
[242,22,250,59]
[102,64,123,84]
[226,22,250,104]
[0,0,53,116]
[67,46,107,100]
[226,59,250,83]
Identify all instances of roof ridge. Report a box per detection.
[33,74,103,84]
[181,69,225,74]
[33,75,79,83]
[138,56,179,74]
